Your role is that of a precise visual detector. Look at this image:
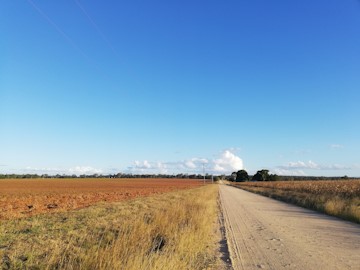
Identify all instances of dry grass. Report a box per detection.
[0,184,221,270]
[230,180,360,223]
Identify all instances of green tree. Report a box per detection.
[229,172,237,182]
[252,169,269,181]
[267,174,279,181]
[236,170,249,182]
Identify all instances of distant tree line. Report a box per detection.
[227,169,279,182]
[226,170,353,182]
[0,172,355,181]
[0,173,211,180]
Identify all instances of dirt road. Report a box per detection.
[220,184,360,270]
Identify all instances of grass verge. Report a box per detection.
[230,181,360,224]
[0,184,222,270]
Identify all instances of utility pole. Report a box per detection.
[202,163,206,184]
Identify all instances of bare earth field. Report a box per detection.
[220,184,360,270]
[0,184,222,269]
[0,178,203,220]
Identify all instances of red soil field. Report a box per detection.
[0,178,203,220]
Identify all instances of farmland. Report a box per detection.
[230,180,360,223]
[0,178,203,220]
[0,179,224,269]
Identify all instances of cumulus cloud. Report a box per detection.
[184,160,197,169]
[212,150,243,173]
[182,158,207,169]
[68,166,102,175]
[271,168,306,176]
[183,158,208,169]
[280,160,319,170]
[127,150,243,175]
[134,160,152,169]
[128,160,168,174]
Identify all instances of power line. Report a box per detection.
[74,0,119,58]
[27,0,88,60]
[202,163,206,184]
[26,0,104,74]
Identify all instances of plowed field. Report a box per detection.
[0,178,202,220]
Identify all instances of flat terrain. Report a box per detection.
[220,184,360,270]
[0,185,221,269]
[0,178,202,220]
[230,180,360,223]
[231,180,360,197]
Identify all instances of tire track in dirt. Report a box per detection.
[220,184,360,270]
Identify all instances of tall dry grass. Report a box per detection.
[0,185,222,270]
[231,180,360,223]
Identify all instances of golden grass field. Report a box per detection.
[0,179,223,269]
[230,180,360,223]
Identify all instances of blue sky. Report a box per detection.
[1,0,360,176]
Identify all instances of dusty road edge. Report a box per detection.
[228,183,359,224]
[218,192,233,269]
[218,189,234,270]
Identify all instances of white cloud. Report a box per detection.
[184,160,197,169]
[24,166,62,174]
[127,150,243,175]
[212,150,243,173]
[281,160,319,169]
[279,160,351,171]
[21,166,103,175]
[68,166,102,175]
[325,164,352,170]
[190,158,209,164]
[134,160,152,169]
[129,160,168,174]
[271,168,306,176]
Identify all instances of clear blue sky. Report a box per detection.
[1,0,360,176]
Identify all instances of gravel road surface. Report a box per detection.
[220,184,360,270]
